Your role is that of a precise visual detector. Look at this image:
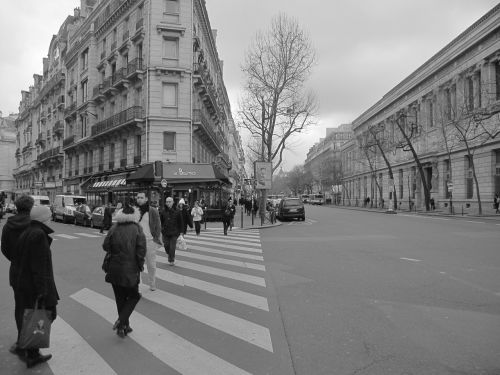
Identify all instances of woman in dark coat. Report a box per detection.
[102,202,146,338]
[15,205,58,368]
[100,202,113,233]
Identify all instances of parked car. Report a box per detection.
[5,202,16,213]
[29,195,51,207]
[52,194,87,223]
[74,204,92,226]
[89,206,117,228]
[277,197,305,221]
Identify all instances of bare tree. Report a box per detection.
[238,13,317,218]
[356,132,383,207]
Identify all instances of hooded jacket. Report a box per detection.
[15,220,59,308]
[1,213,32,287]
[102,208,146,287]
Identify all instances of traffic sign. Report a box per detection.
[160,179,168,188]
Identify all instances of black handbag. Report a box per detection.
[18,299,52,349]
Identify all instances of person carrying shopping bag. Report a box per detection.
[102,201,146,338]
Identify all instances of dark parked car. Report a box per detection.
[74,204,92,226]
[277,198,305,221]
[89,206,117,228]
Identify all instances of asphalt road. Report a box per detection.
[1,207,499,374]
[262,205,500,375]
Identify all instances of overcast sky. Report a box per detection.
[0,1,497,170]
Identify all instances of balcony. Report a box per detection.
[54,121,64,136]
[37,146,62,162]
[63,135,75,148]
[111,41,117,51]
[109,161,115,170]
[136,18,143,31]
[100,50,106,60]
[192,109,224,154]
[92,84,105,101]
[35,133,46,146]
[91,106,144,138]
[133,155,141,165]
[120,158,127,167]
[112,67,129,88]
[64,102,76,118]
[126,58,144,79]
[122,30,129,41]
[57,95,65,109]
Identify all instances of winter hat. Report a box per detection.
[179,198,185,205]
[30,205,52,224]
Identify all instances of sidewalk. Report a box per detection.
[201,209,282,231]
[323,203,500,222]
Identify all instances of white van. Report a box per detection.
[52,194,87,223]
[29,195,51,207]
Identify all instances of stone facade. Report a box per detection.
[13,0,244,203]
[0,112,17,194]
[343,4,500,214]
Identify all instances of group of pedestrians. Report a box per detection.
[1,192,235,367]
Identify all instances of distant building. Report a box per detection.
[344,4,500,213]
[0,112,17,194]
[304,124,352,194]
[13,0,245,207]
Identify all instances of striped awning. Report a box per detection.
[91,178,126,188]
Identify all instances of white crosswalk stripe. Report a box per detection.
[40,228,278,373]
[71,288,253,375]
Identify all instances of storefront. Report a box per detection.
[127,162,232,218]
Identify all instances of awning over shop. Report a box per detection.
[126,163,230,184]
[89,178,126,189]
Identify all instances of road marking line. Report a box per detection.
[192,232,261,244]
[188,236,261,248]
[140,284,273,352]
[187,245,264,261]
[465,220,484,224]
[48,317,117,375]
[400,257,422,262]
[177,251,266,271]
[73,232,102,238]
[153,267,269,311]
[156,256,266,287]
[54,234,79,239]
[200,230,260,239]
[71,289,252,375]
[183,240,262,254]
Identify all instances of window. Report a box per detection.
[165,0,179,13]
[467,77,474,110]
[476,71,482,108]
[88,150,93,171]
[81,115,87,138]
[445,89,452,120]
[83,152,88,171]
[465,156,473,199]
[399,169,403,199]
[495,150,500,194]
[101,38,106,57]
[496,62,500,101]
[162,83,177,106]
[163,131,176,151]
[110,143,115,161]
[135,135,141,156]
[99,147,104,165]
[81,49,88,71]
[163,38,178,59]
[81,80,88,103]
[121,139,127,158]
[444,159,451,199]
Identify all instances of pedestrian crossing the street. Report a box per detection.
[38,229,287,374]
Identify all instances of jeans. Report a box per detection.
[111,283,141,327]
[194,221,201,235]
[164,235,178,262]
[141,239,157,288]
[223,220,230,235]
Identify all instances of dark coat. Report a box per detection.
[179,206,193,234]
[102,209,146,287]
[14,220,59,309]
[103,206,113,228]
[160,206,182,237]
[223,203,235,223]
[1,213,32,287]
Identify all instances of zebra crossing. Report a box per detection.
[37,229,290,374]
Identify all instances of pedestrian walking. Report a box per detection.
[1,195,35,359]
[136,191,162,291]
[222,197,233,235]
[494,193,499,214]
[159,197,183,266]
[228,197,236,230]
[102,202,146,338]
[100,201,113,233]
[430,197,435,211]
[13,205,59,368]
[178,198,193,235]
[191,201,204,236]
